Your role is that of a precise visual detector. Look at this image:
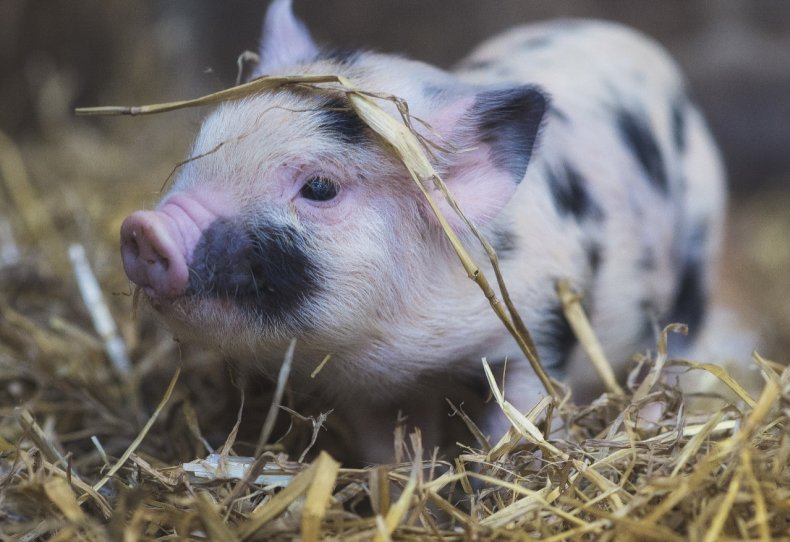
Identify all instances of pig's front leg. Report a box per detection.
[339,395,447,465]
[478,358,554,443]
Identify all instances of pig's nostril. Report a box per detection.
[126,236,140,258]
[120,211,191,300]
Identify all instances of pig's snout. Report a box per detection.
[120,211,190,300]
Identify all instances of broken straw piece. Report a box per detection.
[183,454,293,488]
[68,243,131,375]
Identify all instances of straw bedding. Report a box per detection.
[0,76,788,541]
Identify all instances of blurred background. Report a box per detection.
[1,0,788,353]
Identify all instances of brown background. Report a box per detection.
[3,1,790,190]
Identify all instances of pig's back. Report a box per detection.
[455,20,684,122]
[454,20,726,389]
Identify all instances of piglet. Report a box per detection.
[121,0,727,462]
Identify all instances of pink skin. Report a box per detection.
[120,191,232,301]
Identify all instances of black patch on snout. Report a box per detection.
[187,218,316,318]
[615,108,669,195]
[318,96,368,145]
[546,163,604,222]
[470,86,549,182]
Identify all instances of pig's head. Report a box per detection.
[120,0,548,373]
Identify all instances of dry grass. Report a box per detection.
[1,75,789,541]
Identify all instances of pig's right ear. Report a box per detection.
[253,0,319,76]
[427,85,549,228]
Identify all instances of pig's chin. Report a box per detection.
[147,295,292,353]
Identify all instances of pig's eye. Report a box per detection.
[300,176,339,202]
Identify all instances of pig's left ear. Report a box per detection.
[253,0,319,76]
[430,86,549,227]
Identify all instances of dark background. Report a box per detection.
[3,0,790,190]
[1,1,788,351]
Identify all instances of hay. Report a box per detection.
[0,74,788,540]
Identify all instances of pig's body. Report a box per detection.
[456,22,725,399]
[121,0,726,461]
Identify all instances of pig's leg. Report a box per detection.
[339,394,450,465]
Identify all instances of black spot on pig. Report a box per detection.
[540,302,577,376]
[549,107,570,124]
[586,242,603,276]
[521,35,553,50]
[318,97,368,145]
[422,84,440,99]
[187,218,317,319]
[490,229,517,257]
[546,163,604,222]
[616,108,668,195]
[665,221,709,340]
[637,246,657,272]
[664,260,706,342]
[688,220,708,252]
[670,98,687,153]
[638,299,659,346]
[469,86,549,182]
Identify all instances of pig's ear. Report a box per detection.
[429,86,549,227]
[254,0,319,76]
